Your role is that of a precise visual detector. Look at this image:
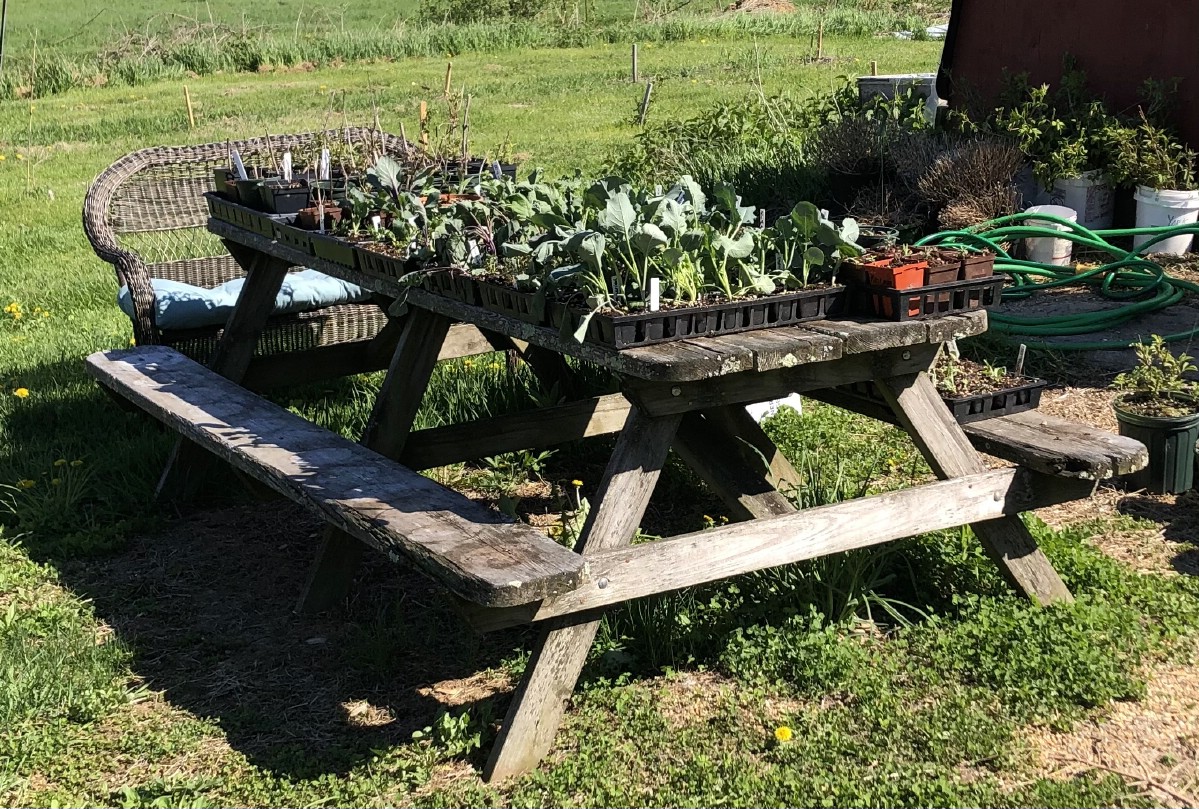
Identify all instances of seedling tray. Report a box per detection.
[837,376,1047,424]
[477,280,545,324]
[943,378,1048,423]
[854,276,1005,321]
[421,270,479,305]
[310,232,359,269]
[549,286,847,350]
[358,245,409,280]
[204,193,284,239]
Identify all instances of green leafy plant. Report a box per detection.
[1113,335,1198,401]
[1108,110,1198,191]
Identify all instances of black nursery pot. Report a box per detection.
[1113,395,1199,494]
[260,180,311,214]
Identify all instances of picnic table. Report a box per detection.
[88,210,1148,782]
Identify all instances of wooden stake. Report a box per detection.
[638,80,653,126]
[461,93,472,167]
[443,61,453,99]
[183,84,196,129]
[631,43,639,83]
[871,60,878,77]
[419,100,429,147]
[816,20,824,60]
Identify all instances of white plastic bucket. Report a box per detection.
[1133,186,1199,255]
[1049,170,1114,231]
[1024,205,1078,266]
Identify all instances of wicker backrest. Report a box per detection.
[84,128,410,286]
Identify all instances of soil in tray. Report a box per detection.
[934,356,1030,399]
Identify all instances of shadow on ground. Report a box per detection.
[55,500,527,779]
[1118,489,1199,576]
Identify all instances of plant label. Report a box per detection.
[282,151,293,182]
[649,278,661,312]
[230,149,248,180]
[319,149,331,181]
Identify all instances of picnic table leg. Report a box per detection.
[156,248,292,501]
[673,407,797,520]
[484,406,682,782]
[875,371,1073,605]
[296,308,452,614]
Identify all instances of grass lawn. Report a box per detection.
[2,21,1199,809]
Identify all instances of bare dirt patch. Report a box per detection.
[1026,660,1199,807]
[725,0,796,13]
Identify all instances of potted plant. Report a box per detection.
[1112,335,1199,494]
[991,71,1124,230]
[1108,112,1199,256]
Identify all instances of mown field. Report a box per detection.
[3,3,1199,807]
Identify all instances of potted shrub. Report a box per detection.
[1109,112,1199,256]
[1112,335,1199,494]
[991,74,1124,230]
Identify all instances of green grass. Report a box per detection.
[5,0,943,59]
[1,26,1198,808]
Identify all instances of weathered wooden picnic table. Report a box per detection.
[88,213,1148,782]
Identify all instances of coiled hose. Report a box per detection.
[916,213,1199,350]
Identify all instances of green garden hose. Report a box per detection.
[915,213,1199,351]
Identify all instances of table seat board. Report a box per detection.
[209,219,989,383]
[962,409,1149,480]
[806,388,1148,481]
[86,346,584,607]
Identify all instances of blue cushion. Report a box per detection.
[117,270,372,330]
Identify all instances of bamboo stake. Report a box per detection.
[817,21,824,60]
[264,133,282,176]
[444,62,453,98]
[419,101,429,147]
[870,60,878,76]
[183,84,196,129]
[461,93,472,168]
[631,43,639,83]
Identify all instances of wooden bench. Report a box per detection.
[86,345,584,608]
[806,388,1147,482]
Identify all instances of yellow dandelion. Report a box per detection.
[319,85,328,91]
[51,478,61,486]
[15,154,25,161]
[70,459,83,467]
[774,726,793,743]
[54,459,67,467]
[12,312,22,320]
[0,155,6,161]
[571,479,583,488]
[488,362,502,371]
[13,387,29,398]
[129,337,136,346]
[17,479,35,489]
[463,358,475,368]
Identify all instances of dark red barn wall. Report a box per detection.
[937,0,1199,145]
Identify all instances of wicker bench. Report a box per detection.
[83,129,410,390]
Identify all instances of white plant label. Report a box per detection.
[319,149,331,181]
[370,215,382,231]
[649,277,661,312]
[467,238,482,266]
[230,149,248,180]
[282,151,293,182]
